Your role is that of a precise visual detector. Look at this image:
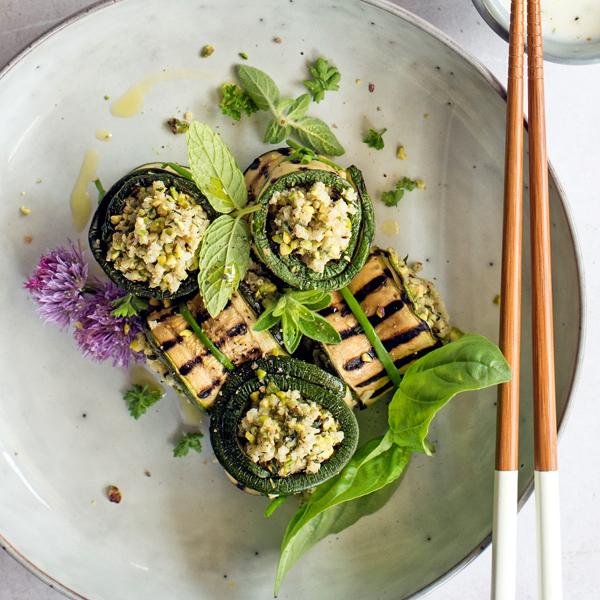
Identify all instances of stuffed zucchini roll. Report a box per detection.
[210,356,358,495]
[89,164,217,299]
[316,247,451,407]
[141,291,283,413]
[245,148,375,291]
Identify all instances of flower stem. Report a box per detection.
[339,286,401,388]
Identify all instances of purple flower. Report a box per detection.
[24,240,89,329]
[73,280,145,368]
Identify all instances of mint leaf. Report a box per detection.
[173,432,204,457]
[198,215,251,317]
[123,384,163,419]
[264,118,291,144]
[291,116,345,156]
[285,94,311,121]
[110,293,148,317]
[220,84,259,121]
[237,65,280,113]
[186,121,247,214]
[303,58,341,103]
[363,128,387,150]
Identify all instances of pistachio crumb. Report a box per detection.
[239,52,249,60]
[416,180,426,189]
[424,114,430,119]
[184,111,193,120]
[36,179,42,183]
[21,191,26,196]
[274,38,282,44]
[368,83,375,93]
[145,471,152,477]
[201,45,215,57]
[24,235,33,244]
[104,95,110,100]
[180,329,193,337]
[332,123,338,128]
[20,206,31,215]
[413,262,424,273]
[397,146,407,160]
[493,294,501,306]
[356,78,362,84]
[377,106,381,111]
[361,353,373,363]
[108,485,122,503]
[91,500,96,505]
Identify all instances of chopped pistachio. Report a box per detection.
[104,95,110,100]
[129,338,143,352]
[279,243,292,256]
[167,117,189,134]
[424,114,429,119]
[201,45,215,57]
[493,294,501,306]
[256,368,267,380]
[24,235,33,244]
[397,146,407,160]
[108,485,122,504]
[356,79,362,84]
[274,38,282,44]
[20,206,31,215]
[361,353,374,363]
[184,111,193,120]
[239,52,249,60]
[416,179,426,189]
[180,329,193,337]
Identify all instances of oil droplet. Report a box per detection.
[110,69,219,118]
[95,128,112,141]
[381,219,400,237]
[130,365,165,395]
[178,396,204,426]
[70,148,99,232]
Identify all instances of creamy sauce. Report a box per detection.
[499,0,600,43]
[381,219,400,237]
[110,69,218,118]
[70,148,99,232]
[178,396,204,426]
[95,128,112,142]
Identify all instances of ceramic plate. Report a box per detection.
[0,1,583,599]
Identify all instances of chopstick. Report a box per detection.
[526,1,563,598]
[492,0,524,598]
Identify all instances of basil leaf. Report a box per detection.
[238,65,281,113]
[389,334,512,455]
[264,118,291,144]
[275,437,410,596]
[297,311,341,345]
[285,94,311,121]
[186,121,247,213]
[198,215,251,317]
[290,116,345,156]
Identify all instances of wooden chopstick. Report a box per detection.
[526,1,563,598]
[491,1,524,598]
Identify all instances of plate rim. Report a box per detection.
[0,0,586,598]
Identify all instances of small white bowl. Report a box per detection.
[472,0,600,64]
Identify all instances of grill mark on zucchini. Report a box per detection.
[318,306,339,317]
[161,336,182,351]
[353,271,392,303]
[382,321,430,352]
[337,298,408,340]
[226,322,248,338]
[344,350,376,371]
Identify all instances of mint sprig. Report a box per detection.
[253,290,341,353]
[303,57,341,103]
[236,65,345,156]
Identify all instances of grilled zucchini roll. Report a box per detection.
[316,247,451,407]
[245,148,375,291]
[89,164,217,300]
[142,291,283,413]
[210,356,359,495]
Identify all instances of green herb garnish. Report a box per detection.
[303,57,341,103]
[167,117,190,134]
[282,139,342,169]
[236,65,344,155]
[253,290,341,353]
[220,83,259,121]
[123,384,163,419]
[264,495,288,517]
[93,178,106,203]
[159,162,193,180]
[173,432,204,457]
[110,293,148,317]
[362,128,387,150]
[274,335,512,595]
[178,301,235,370]
[380,176,419,207]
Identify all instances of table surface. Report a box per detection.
[1,1,599,599]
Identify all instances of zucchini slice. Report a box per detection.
[89,164,217,299]
[245,148,375,291]
[142,290,284,413]
[210,356,359,496]
[315,247,451,407]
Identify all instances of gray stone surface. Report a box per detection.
[1,0,599,599]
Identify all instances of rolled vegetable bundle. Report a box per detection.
[245,148,375,291]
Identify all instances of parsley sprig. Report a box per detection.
[110,293,148,317]
[303,58,341,103]
[380,176,420,207]
[253,290,341,353]
[173,432,204,457]
[123,384,163,419]
[363,128,387,150]
[220,84,259,121]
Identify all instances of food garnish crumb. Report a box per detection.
[416,180,426,189]
[424,114,430,119]
[24,235,33,244]
[493,294,501,306]
[368,83,375,93]
[201,45,215,57]
[36,179,42,183]
[332,123,338,128]
[397,146,407,160]
[20,206,31,215]
[377,106,381,111]
[104,95,110,100]
[21,191,26,196]
[412,261,424,273]
[239,52,249,60]
[108,485,122,503]
[184,111,193,120]
[356,79,362,84]
[274,38,282,44]
[145,471,152,477]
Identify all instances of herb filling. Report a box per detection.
[268,181,357,274]
[238,382,344,477]
[107,181,209,293]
